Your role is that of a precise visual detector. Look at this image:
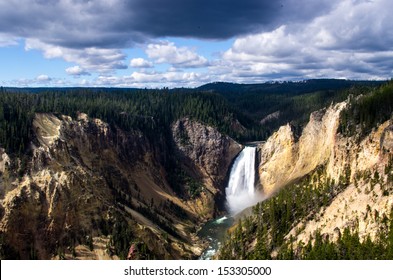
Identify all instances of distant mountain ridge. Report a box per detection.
[2,78,386,93]
[196,79,385,95]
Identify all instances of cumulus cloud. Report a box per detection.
[90,70,206,88]
[0,33,18,47]
[66,66,91,76]
[26,39,127,73]
[219,0,393,81]
[130,58,154,68]
[130,70,201,84]
[36,74,51,82]
[146,41,208,68]
[9,75,68,87]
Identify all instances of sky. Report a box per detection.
[0,0,392,88]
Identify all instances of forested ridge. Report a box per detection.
[0,79,386,157]
[0,88,240,156]
[197,79,385,139]
[339,81,393,140]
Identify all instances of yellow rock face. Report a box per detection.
[257,101,393,247]
[258,102,346,196]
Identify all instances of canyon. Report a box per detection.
[1,81,392,259]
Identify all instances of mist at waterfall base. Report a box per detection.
[226,146,263,215]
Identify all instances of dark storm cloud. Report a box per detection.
[117,0,337,42]
[0,0,335,49]
[125,0,336,39]
[0,1,141,49]
[128,0,280,39]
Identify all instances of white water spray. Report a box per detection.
[226,146,260,215]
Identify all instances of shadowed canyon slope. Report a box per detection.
[0,113,240,259]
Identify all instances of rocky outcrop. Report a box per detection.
[258,102,346,195]
[381,124,393,151]
[172,118,242,194]
[260,111,280,125]
[0,148,10,174]
[171,118,242,217]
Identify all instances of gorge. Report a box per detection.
[1,80,393,260]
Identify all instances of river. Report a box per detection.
[197,216,234,260]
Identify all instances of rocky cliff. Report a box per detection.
[258,102,347,196]
[256,100,393,250]
[0,113,240,259]
[286,119,393,247]
[171,118,242,216]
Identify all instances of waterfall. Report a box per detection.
[226,146,258,215]
[199,146,258,259]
